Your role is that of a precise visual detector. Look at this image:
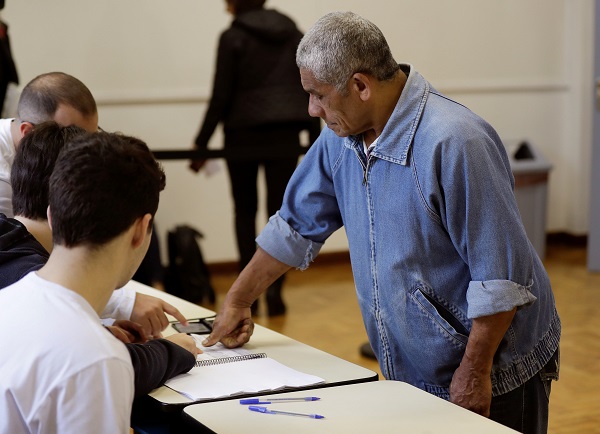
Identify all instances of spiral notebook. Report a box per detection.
[193,352,266,367]
[164,342,325,401]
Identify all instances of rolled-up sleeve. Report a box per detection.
[466,279,537,318]
[256,212,323,270]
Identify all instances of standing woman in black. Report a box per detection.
[190,0,319,316]
[0,0,19,116]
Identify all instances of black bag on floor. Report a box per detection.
[165,225,216,304]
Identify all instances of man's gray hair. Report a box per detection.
[296,11,399,93]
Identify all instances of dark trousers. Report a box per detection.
[224,125,304,314]
[489,348,560,434]
[226,155,297,274]
[0,82,7,116]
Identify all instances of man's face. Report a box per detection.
[16,103,99,146]
[300,68,367,138]
[52,103,99,132]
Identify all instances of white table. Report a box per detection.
[183,380,518,433]
[126,280,378,408]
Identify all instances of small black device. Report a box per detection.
[172,318,213,335]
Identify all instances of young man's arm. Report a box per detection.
[102,290,188,338]
[126,336,197,396]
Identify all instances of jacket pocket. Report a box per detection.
[411,286,469,347]
[395,285,469,388]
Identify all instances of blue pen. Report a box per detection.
[248,405,325,419]
[240,397,320,405]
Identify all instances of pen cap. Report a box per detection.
[240,399,261,405]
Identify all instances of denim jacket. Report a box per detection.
[257,64,561,398]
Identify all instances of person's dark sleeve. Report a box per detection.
[0,261,43,290]
[126,339,196,397]
[194,30,240,149]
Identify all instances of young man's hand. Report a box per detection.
[107,319,147,344]
[131,293,188,338]
[166,333,202,357]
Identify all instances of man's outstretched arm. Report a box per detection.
[203,247,291,348]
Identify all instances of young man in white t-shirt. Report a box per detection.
[0,131,169,433]
[0,72,193,339]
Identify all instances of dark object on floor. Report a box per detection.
[266,281,286,316]
[133,225,164,289]
[165,225,216,305]
[360,341,377,360]
[251,278,286,317]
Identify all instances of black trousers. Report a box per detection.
[224,125,302,282]
[227,155,297,271]
[0,82,7,116]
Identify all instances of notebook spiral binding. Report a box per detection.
[195,352,267,367]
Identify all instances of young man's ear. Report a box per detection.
[131,214,153,248]
[19,121,35,139]
[46,206,53,231]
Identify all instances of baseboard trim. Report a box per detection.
[546,231,588,247]
[206,250,351,275]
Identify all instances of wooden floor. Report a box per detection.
[208,242,600,434]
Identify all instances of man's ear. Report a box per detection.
[46,206,53,231]
[351,73,371,102]
[19,121,34,139]
[131,214,152,248]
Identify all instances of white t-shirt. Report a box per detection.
[102,285,136,321]
[0,118,16,217]
[0,272,134,434]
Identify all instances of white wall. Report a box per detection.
[1,0,593,263]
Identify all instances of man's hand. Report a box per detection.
[449,359,493,416]
[112,319,148,343]
[107,325,133,344]
[131,293,188,338]
[189,159,206,173]
[201,247,288,348]
[165,333,202,358]
[107,320,148,344]
[202,307,254,349]
[449,307,517,416]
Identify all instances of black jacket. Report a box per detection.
[0,20,18,85]
[195,8,320,149]
[0,214,46,287]
[0,214,195,397]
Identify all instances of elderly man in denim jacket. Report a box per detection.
[205,11,560,434]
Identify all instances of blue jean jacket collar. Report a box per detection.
[344,64,429,166]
